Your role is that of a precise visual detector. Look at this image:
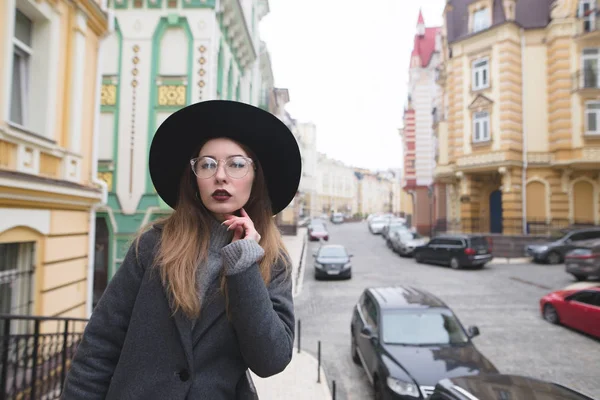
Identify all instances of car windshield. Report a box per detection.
[469,237,489,247]
[381,309,469,346]
[319,247,347,257]
[312,225,326,233]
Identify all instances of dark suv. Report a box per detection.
[413,235,492,269]
[350,286,497,400]
[526,228,600,264]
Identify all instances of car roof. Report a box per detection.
[434,234,486,240]
[366,286,447,310]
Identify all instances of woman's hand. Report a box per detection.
[222,208,261,243]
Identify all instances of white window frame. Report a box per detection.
[472,111,491,143]
[585,101,600,135]
[472,57,490,91]
[579,0,597,32]
[472,8,491,33]
[581,48,600,88]
[9,10,33,127]
[3,1,57,139]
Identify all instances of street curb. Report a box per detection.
[293,232,307,298]
[296,348,332,399]
[489,257,530,265]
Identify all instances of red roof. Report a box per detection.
[410,11,440,68]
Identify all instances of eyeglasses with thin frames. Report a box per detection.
[190,155,255,179]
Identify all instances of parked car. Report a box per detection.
[308,223,329,242]
[350,286,497,400]
[313,244,352,279]
[431,374,596,400]
[390,230,428,257]
[564,239,600,281]
[382,222,408,242]
[369,217,389,234]
[331,212,345,224]
[540,286,600,339]
[526,228,600,265]
[413,234,493,270]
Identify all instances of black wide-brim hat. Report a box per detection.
[149,100,302,215]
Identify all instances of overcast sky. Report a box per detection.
[260,0,446,171]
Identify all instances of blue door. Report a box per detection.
[489,190,503,234]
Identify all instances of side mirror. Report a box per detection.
[467,326,480,338]
[349,254,354,258]
[360,325,375,339]
[312,252,317,257]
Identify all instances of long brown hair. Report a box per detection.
[138,139,290,319]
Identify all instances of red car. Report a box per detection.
[540,286,600,338]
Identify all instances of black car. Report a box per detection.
[413,235,492,269]
[431,374,596,400]
[526,228,600,264]
[313,244,353,279]
[350,286,497,400]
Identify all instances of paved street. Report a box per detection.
[294,221,600,400]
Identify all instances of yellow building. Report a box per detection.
[0,0,109,319]
[434,0,600,235]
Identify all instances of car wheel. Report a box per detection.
[543,303,560,324]
[546,251,562,265]
[351,335,361,365]
[415,252,423,263]
[450,257,461,269]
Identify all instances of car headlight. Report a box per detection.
[536,246,548,252]
[314,262,323,268]
[386,377,419,397]
[343,262,352,269]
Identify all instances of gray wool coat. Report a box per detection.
[60,224,295,400]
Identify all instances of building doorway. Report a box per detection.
[93,217,110,309]
[489,190,503,234]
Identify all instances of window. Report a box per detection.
[569,291,600,306]
[472,8,490,32]
[585,101,600,135]
[473,111,491,142]
[10,10,33,126]
[580,0,597,32]
[582,48,600,88]
[472,58,489,90]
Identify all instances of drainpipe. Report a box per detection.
[86,13,114,317]
[520,28,528,235]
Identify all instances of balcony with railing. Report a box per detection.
[1,314,88,400]
[576,6,600,37]
[572,68,600,91]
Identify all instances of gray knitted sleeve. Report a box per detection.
[220,239,265,276]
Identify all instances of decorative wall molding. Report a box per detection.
[457,152,505,167]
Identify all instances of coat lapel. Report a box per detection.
[173,310,194,368]
[192,290,226,348]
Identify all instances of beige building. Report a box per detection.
[434,0,600,235]
[0,0,109,318]
[354,169,401,217]
[316,153,357,216]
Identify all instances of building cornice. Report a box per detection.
[221,0,257,69]
[73,0,110,36]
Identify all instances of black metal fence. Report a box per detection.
[0,314,88,400]
[433,218,598,236]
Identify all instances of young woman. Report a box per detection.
[61,101,302,400]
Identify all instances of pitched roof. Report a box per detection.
[446,0,552,44]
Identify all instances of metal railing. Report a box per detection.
[1,314,88,400]
[572,69,600,91]
[432,218,598,236]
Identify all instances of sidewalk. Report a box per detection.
[249,227,332,400]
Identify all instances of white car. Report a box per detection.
[368,217,388,234]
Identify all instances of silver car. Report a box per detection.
[565,239,600,281]
[390,230,429,257]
